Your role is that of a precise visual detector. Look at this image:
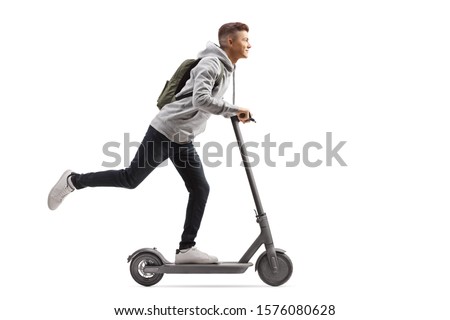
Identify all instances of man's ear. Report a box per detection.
[227,36,233,47]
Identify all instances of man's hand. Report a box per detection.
[237,108,252,123]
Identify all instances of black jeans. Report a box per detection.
[71,125,209,250]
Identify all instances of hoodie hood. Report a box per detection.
[197,41,234,72]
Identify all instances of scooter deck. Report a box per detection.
[144,262,253,274]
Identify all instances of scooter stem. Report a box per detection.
[231,116,265,217]
[232,116,280,272]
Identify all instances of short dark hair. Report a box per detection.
[218,22,249,48]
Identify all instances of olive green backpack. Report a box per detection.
[157,58,224,109]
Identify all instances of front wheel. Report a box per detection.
[130,253,164,287]
[257,252,293,286]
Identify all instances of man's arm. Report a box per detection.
[191,57,251,123]
[191,57,240,115]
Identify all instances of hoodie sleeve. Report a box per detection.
[191,57,239,116]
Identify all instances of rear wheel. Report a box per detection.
[257,252,293,286]
[129,253,164,287]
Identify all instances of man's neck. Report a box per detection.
[222,47,238,65]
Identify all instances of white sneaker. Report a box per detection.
[175,247,219,264]
[48,170,76,210]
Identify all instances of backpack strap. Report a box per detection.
[175,60,224,101]
[217,61,224,87]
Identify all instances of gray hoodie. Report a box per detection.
[151,42,240,143]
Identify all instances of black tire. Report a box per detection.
[129,253,164,287]
[257,252,293,286]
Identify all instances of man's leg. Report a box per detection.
[170,142,210,249]
[48,126,169,210]
[71,126,170,189]
[170,142,218,264]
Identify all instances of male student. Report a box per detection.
[48,22,252,264]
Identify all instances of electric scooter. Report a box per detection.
[127,115,293,286]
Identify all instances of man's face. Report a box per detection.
[229,31,251,61]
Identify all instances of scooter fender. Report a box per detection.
[255,248,286,272]
[127,248,171,264]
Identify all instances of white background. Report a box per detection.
[1,0,449,319]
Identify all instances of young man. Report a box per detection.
[48,22,252,264]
